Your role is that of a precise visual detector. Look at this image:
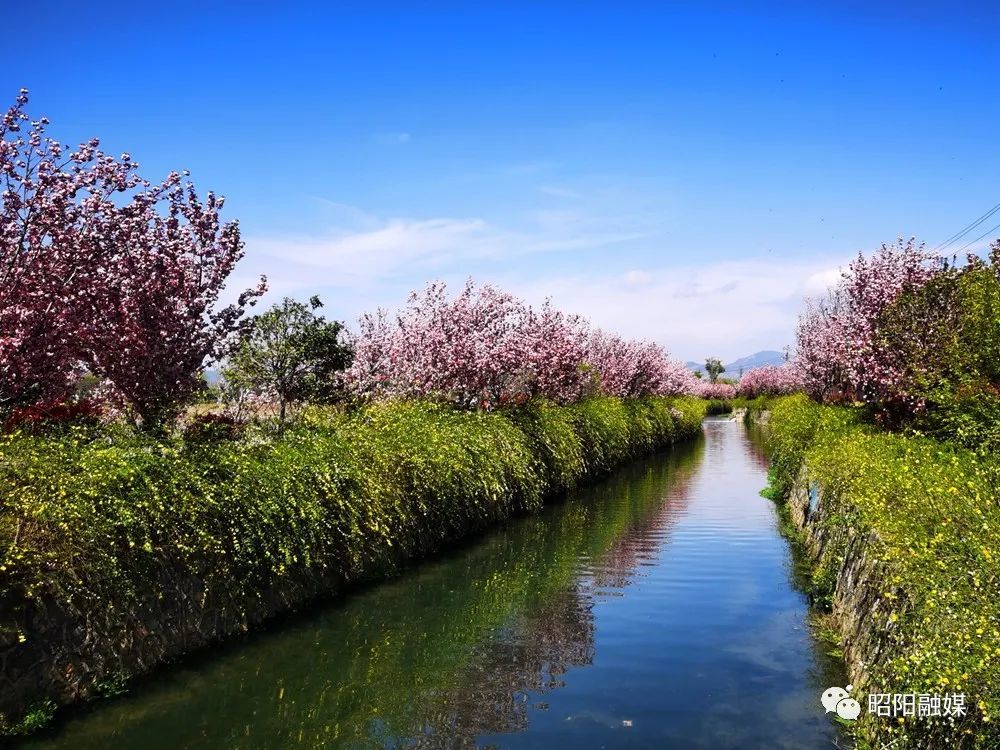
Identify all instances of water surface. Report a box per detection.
[23,417,845,749]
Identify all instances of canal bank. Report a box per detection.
[16,417,845,749]
[0,397,705,736]
[753,395,1000,749]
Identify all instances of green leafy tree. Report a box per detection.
[704,357,725,384]
[224,296,353,422]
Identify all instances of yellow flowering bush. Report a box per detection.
[0,395,706,734]
[766,395,999,748]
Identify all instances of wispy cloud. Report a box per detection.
[673,279,740,298]
[507,258,846,361]
[802,266,843,295]
[244,201,655,285]
[237,201,850,362]
[250,217,493,283]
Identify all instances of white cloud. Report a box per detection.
[623,270,653,287]
[249,217,494,283]
[237,202,849,362]
[244,204,653,286]
[803,266,844,296]
[507,259,844,361]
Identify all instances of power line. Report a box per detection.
[935,201,1000,250]
[955,219,1000,254]
[933,200,1000,252]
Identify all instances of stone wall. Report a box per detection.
[785,469,906,691]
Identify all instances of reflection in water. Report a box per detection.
[406,448,702,748]
[742,418,772,472]
[410,587,593,745]
[23,420,845,750]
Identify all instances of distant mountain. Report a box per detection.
[724,350,786,375]
[686,350,786,376]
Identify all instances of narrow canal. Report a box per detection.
[23,417,846,749]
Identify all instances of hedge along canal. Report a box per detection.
[8,414,848,748]
[0,396,708,735]
[754,395,1000,749]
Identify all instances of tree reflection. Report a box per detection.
[22,439,704,750]
[741,421,771,472]
[404,442,703,748]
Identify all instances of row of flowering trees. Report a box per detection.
[694,382,736,400]
[687,364,805,401]
[0,90,264,430]
[735,364,804,399]
[236,277,812,414]
[794,236,1000,435]
[345,280,698,409]
[224,277,816,414]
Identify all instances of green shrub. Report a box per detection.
[7,700,55,736]
[668,396,709,436]
[763,394,857,495]
[0,395,703,734]
[1,396,702,607]
[913,384,1000,455]
[567,396,632,473]
[704,398,733,415]
[345,401,544,551]
[765,395,1000,746]
[504,399,585,495]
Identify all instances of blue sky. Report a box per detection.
[11,2,1000,360]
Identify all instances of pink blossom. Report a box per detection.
[795,238,942,405]
[0,89,264,428]
[736,363,804,398]
[696,382,737,400]
[347,281,696,408]
[586,329,698,398]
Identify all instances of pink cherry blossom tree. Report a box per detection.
[76,174,266,429]
[696,382,737,400]
[736,363,804,399]
[348,281,695,408]
[0,89,120,410]
[0,89,264,429]
[585,329,697,398]
[348,281,592,407]
[795,239,943,405]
